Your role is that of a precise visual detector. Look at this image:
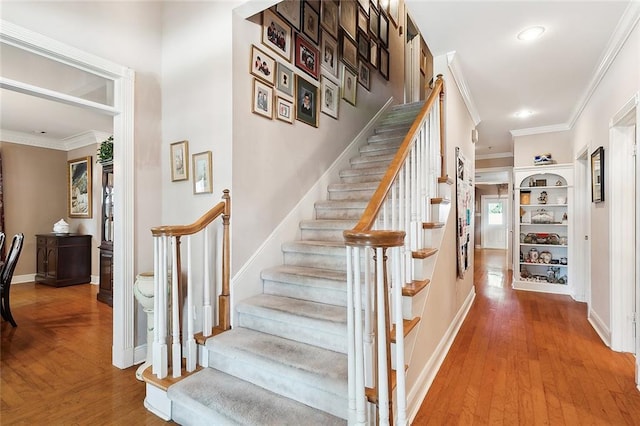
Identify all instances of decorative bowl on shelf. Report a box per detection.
[532,209,554,224]
[53,219,70,234]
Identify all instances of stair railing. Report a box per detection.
[150,189,231,379]
[344,76,445,425]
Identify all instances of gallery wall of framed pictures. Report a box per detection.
[250,0,396,127]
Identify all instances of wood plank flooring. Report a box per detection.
[413,249,640,425]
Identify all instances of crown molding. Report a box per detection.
[475,152,513,160]
[446,51,481,126]
[0,128,107,151]
[510,123,571,138]
[63,130,111,151]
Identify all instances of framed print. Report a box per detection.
[320,0,339,39]
[369,6,379,39]
[262,9,293,61]
[591,146,604,203]
[369,39,378,68]
[276,0,301,30]
[302,2,320,45]
[341,64,357,106]
[320,75,339,119]
[295,33,320,79]
[170,140,189,182]
[379,11,389,47]
[341,33,358,71]
[357,31,369,61]
[295,75,319,127]
[276,96,294,124]
[252,78,274,119]
[388,0,399,27]
[276,62,294,96]
[192,151,212,195]
[358,7,368,33]
[340,0,357,40]
[358,60,371,91]
[250,45,276,86]
[379,47,389,79]
[307,0,320,12]
[68,156,93,218]
[320,32,339,78]
[358,0,370,14]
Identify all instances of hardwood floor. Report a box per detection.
[0,283,165,425]
[413,249,640,425]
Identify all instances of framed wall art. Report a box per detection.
[340,0,357,40]
[276,0,301,30]
[252,79,274,119]
[320,0,339,39]
[170,140,189,182]
[388,0,399,27]
[369,6,379,39]
[357,30,369,61]
[379,11,389,47]
[341,34,358,71]
[591,146,604,203]
[320,32,339,78]
[302,1,320,44]
[276,96,294,124]
[358,7,368,33]
[320,75,339,119]
[68,156,93,218]
[307,0,320,12]
[295,75,319,127]
[192,151,212,195]
[250,45,276,86]
[358,0,370,14]
[276,62,294,96]
[295,33,320,79]
[341,64,357,106]
[379,47,389,80]
[262,9,293,61]
[358,60,371,91]
[369,39,378,68]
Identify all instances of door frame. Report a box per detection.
[481,194,508,250]
[573,147,591,303]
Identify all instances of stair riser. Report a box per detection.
[367,133,405,144]
[301,228,349,242]
[359,146,398,157]
[284,251,348,271]
[374,127,411,137]
[315,208,366,220]
[360,141,402,154]
[263,280,347,306]
[328,189,376,201]
[350,158,392,169]
[340,174,384,184]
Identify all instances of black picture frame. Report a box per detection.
[591,146,605,203]
[379,11,389,47]
[357,30,369,61]
[379,47,389,80]
[302,1,320,45]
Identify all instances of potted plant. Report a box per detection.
[97,136,113,164]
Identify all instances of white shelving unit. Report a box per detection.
[513,164,574,294]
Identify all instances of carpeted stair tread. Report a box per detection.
[300,219,358,231]
[314,200,369,219]
[282,239,345,254]
[238,294,347,327]
[350,152,395,166]
[168,368,345,426]
[262,264,347,285]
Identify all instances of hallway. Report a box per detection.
[413,249,640,425]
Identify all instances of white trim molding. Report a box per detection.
[589,306,612,348]
[510,123,571,138]
[446,51,481,126]
[475,152,513,160]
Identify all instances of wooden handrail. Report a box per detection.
[346,75,445,236]
[151,189,230,237]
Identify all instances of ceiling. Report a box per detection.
[0,1,637,155]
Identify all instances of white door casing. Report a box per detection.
[482,195,507,250]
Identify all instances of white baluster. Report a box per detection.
[354,247,366,425]
[171,237,181,378]
[393,245,408,425]
[203,227,212,337]
[346,246,356,424]
[186,236,196,372]
[152,236,167,378]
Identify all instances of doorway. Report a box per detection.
[573,148,590,303]
[481,195,507,249]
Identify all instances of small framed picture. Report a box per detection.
[379,47,389,80]
[192,151,213,195]
[388,0,399,27]
[369,6,379,39]
[276,0,301,31]
[369,39,378,68]
[295,33,320,80]
[357,30,369,61]
[358,0,370,14]
[591,146,605,203]
[341,33,358,71]
[358,7,368,33]
[358,60,371,91]
[340,0,357,40]
[250,45,276,86]
[276,62,294,96]
[320,0,339,39]
[252,78,274,119]
[320,32,339,78]
[320,75,339,119]
[262,9,293,61]
[295,75,319,127]
[379,11,389,47]
[170,140,189,182]
[307,0,320,12]
[68,156,93,218]
[276,96,294,124]
[302,2,320,45]
[341,64,357,106]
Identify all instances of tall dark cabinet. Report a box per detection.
[97,162,114,306]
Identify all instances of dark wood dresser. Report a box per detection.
[35,234,91,287]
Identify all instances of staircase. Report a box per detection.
[166,101,449,425]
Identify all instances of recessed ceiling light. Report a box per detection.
[514,110,534,118]
[517,26,545,41]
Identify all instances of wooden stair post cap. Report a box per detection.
[343,229,405,248]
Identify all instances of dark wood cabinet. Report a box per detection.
[98,162,114,306]
[35,234,91,287]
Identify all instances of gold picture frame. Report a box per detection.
[192,151,213,194]
[68,156,93,218]
[170,140,189,182]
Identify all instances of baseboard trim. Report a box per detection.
[134,344,148,365]
[11,274,36,284]
[407,285,476,422]
[588,307,611,348]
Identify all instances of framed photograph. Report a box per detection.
[379,11,389,47]
[388,0,399,27]
[369,39,378,68]
[340,0,357,40]
[341,33,358,71]
[262,9,293,61]
[295,75,319,127]
[276,0,301,30]
[68,156,93,218]
[379,47,389,80]
[320,0,339,39]
[302,2,320,45]
[591,146,605,203]
[341,64,357,106]
[295,33,320,79]
[252,78,274,119]
[170,140,189,182]
[358,7,368,33]
[276,62,294,96]
[250,45,276,86]
[320,32,339,78]
[357,30,369,61]
[276,96,294,124]
[192,151,212,195]
[320,75,339,119]
[307,0,320,12]
[369,6,379,39]
[358,60,371,90]
[358,0,370,14]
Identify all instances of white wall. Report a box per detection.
[513,131,573,167]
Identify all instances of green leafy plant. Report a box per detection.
[97,136,114,164]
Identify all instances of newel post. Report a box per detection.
[218,189,231,331]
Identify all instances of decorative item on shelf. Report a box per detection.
[535,179,547,187]
[520,266,530,278]
[559,236,568,245]
[53,219,70,234]
[540,251,552,264]
[558,275,567,284]
[556,196,567,205]
[520,190,531,205]
[520,251,524,262]
[556,180,563,186]
[534,153,554,166]
[529,177,535,187]
[537,190,548,204]
[550,259,560,264]
[560,257,568,265]
[547,266,561,283]
[528,248,539,263]
[520,233,526,243]
[521,209,531,224]
[531,209,553,224]
[561,212,568,224]
[97,135,114,164]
